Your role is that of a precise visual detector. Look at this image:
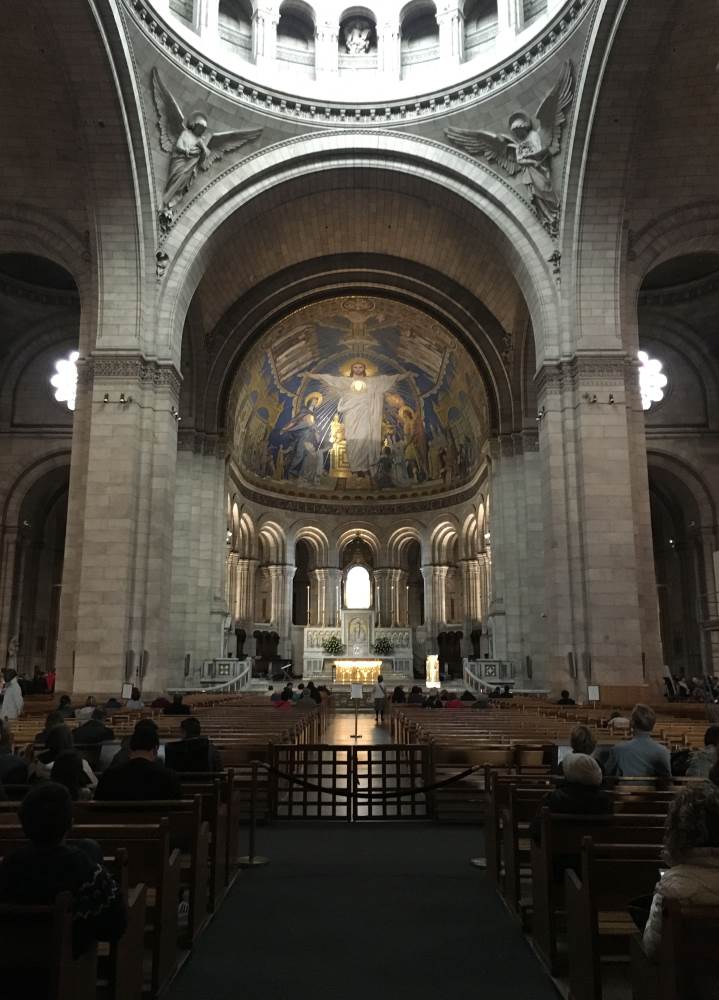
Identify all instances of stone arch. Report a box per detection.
[430,518,460,563]
[158,132,558,367]
[647,451,717,532]
[336,526,382,564]
[257,519,287,563]
[387,525,425,567]
[294,524,331,566]
[0,313,80,428]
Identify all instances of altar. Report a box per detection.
[302,610,413,682]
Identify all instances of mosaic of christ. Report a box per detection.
[232,296,487,496]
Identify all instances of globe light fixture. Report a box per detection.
[50,350,79,412]
[637,350,667,411]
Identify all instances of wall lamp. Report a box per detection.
[102,393,133,405]
[170,406,182,423]
[536,406,546,422]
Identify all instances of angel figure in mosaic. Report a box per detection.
[151,68,263,230]
[445,61,574,235]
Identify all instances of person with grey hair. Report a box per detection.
[530,752,613,844]
[606,704,671,778]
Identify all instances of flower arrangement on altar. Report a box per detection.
[373,637,394,656]
[322,634,345,656]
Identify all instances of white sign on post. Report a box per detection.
[350,684,363,701]
[587,685,600,704]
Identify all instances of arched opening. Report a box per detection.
[649,466,710,678]
[5,466,69,681]
[218,0,253,58]
[400,1,439,80]
[292,538,314,624]
[341,537,374,609]
[339,7,378,75]
[463,0,498,61]
[406,539,424,626]
[277,1,316,79]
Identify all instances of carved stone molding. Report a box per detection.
[78,353,182,396]
[122,0,593,127]
[638,271,719,307]
[535,355,630,395]
[237,480,479,515]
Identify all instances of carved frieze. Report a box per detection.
[78,354,182,396]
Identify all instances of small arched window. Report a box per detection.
[345,564,372,609]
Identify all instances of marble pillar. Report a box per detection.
[268,563,294,656]
[56,355,180,695]
[253,2,279,66]
[436,2,464,64]
[378,19,401,78]
[194,0,219,38]
[536,355,663,696]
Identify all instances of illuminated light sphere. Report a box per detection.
[351,379,367,393]
[637,350,667,411]
[50,350,80,412]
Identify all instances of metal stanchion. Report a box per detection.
[238,761,269,868]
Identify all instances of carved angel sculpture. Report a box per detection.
[446,61,575,235]
[152,68,263,229]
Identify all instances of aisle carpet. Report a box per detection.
[166,825,558,1000]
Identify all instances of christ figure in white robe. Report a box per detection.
[313,362,399,474]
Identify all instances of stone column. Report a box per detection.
[235,557,258,627]
[436,1,464,64]
[421,564,449,645]
[169,434,229,682]
[315,19,339,80]
[0,528,20,671]
[485,432,544,678]
[477,552,491,622]
[374,568,393,627]
[56,355,180,695]
[253,2,279,66]
[390,568,408,626]
[324,567,342,627]
[194,0,219,38]
[536,355,663,696]
[268,563,294,656]
[378,17,401,79]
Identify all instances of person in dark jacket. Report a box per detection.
[530,752,613,844]
[73,708,115,747]
[95,719,181,801]
[163,693,191,716]
[0,720,28,786]
[164,716,222,773]
[33,709,65,748]
[0,783,126,966]
[57,694,75,719]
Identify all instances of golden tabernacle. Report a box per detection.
[333,659,384,683]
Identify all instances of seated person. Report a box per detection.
[686,725,719,779]
[606,710,631,732]
[125,686,144,711]
[33,709,65,748]
[446,693,465,710]
[163,693,191,716]
[0,720,28,786]
[268,685,281,702]
[95,719,181,801]
[164,717,222,773]
[407,686,424,705]
[73,707,114,747]
[75,696,97,722]
[605,704,671,778]
[0,783,126,964]
[391,686,406,704]
[104,696,123,711]
[50,750,93,801]
[557,689,576,706]
[34,725,98,791]
[274,689,293,709]
[642,784,719,965]
[460,690,476,703]
[57,694,75,719]
[471,692,490,709]
[530,752,613,844]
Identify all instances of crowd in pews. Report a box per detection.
[0,687,329,998]
[449,700,719,999]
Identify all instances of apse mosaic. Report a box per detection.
[231,296,487,498]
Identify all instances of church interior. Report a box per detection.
[1,0,719,997]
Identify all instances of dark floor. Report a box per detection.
[166,824,559,1000]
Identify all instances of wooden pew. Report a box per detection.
[566,839,662,1000]
[486,772,555,889]
[631,900,719,1000]
[0,892,98,1000]
[102,849,147,1000]
[0,822,181,998]
[530,810,667,975]
[501,785,553,916]
[70,799,210,944]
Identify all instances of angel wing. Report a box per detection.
[204,127,264,167]
[444,127,521,176]
[535,60,575,156]
[151,68,186,153]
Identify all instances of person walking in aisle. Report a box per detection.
[373,675,387,724]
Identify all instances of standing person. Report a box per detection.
[373,675,387,724]
[0,669,23,721]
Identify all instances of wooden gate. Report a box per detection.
[270,744,431,822]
